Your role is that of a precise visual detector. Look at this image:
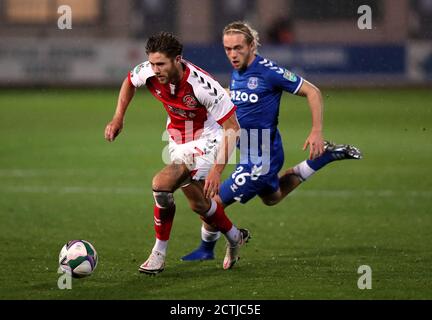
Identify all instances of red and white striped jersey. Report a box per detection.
[128,60,236,144]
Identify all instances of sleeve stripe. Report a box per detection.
[293,77,304,95]
[127,72,134,87]
[217,105,237,125]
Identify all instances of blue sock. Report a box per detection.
[199,239,216,252]
[181,239,216,261]
[306,152,335,171]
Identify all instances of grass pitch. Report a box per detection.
[0,88,431,299]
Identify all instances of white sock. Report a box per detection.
[225,226,241,246]
[293,160,316,181]
[152,239,168,256]
[201,225,221,242]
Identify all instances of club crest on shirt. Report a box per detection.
[247,77,259,90]
[183,94,198,108]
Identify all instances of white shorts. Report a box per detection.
[168,135,220,181]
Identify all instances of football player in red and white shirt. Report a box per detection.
[104,32,250,274]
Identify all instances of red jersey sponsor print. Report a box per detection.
[128,60,236,144]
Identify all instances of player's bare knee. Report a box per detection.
[262,197,279,206]
[152,164,189,191]
[153,191,175,209]
[152,175,172,192]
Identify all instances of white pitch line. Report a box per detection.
[0,169,143,177]
[0,186,431,197]
[0,186,144,195]
[291,190,432,198]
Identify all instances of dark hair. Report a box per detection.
[145,32,183,59]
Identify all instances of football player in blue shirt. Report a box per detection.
[182,21,362,268]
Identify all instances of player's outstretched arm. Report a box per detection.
[105,77,136,142]
[204,114,240,199]
[297,80,325,159]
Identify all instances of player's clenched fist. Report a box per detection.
[104,118,123,142]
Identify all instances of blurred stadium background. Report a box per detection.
[1,0,431,300]
[0,0,431,87]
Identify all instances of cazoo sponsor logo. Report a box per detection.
[230,90,259,103]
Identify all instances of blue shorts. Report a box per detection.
[219,162,283,205]
[220,129,285,205]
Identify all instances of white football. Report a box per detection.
[59,240,98,278]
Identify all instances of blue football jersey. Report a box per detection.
[219,55,304,205]
[229,55,303,173]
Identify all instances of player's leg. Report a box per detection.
[260,141,363,206]
[180,195,225,261]
[182,164,259,262]
[292,140,362,180]
[259,169,302,206]
[181,180,250,269]
[139,163,190,274]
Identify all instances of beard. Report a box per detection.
[238,52,253,71]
